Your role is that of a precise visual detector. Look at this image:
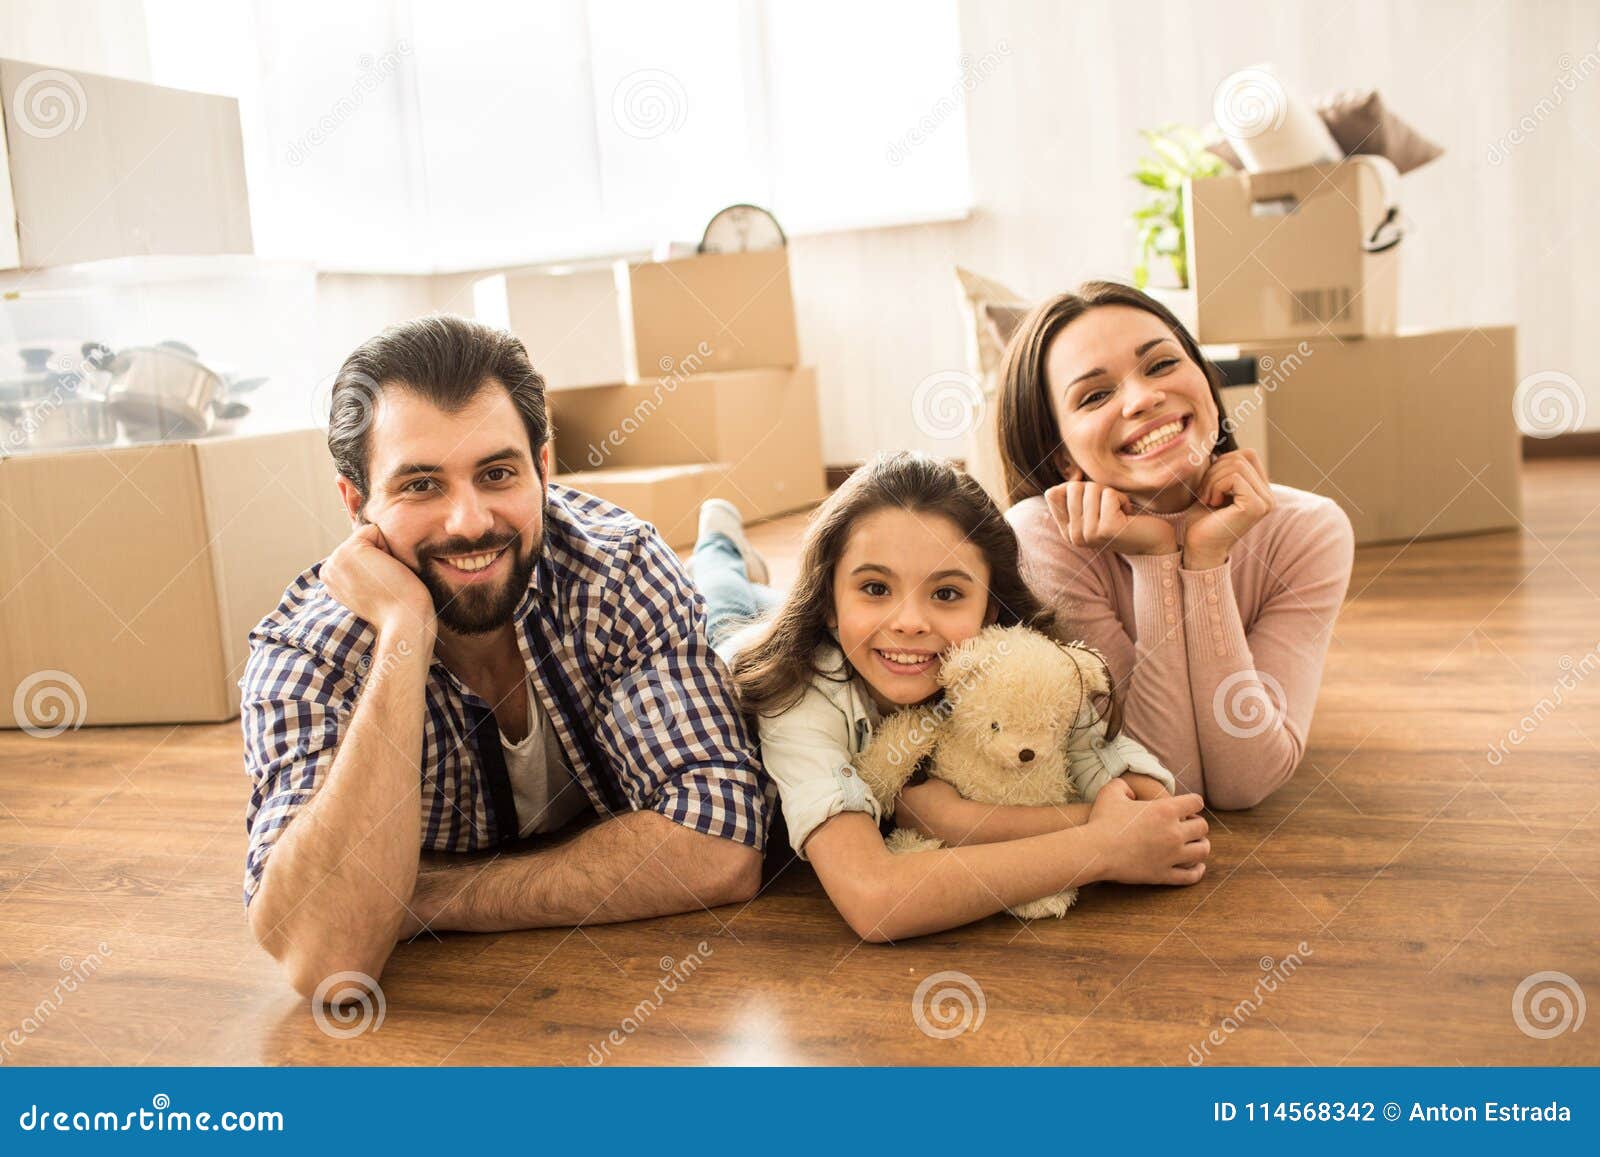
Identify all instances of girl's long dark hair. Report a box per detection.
[732,451,1057,719]
[996,280,1239,507]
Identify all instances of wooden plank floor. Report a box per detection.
[1,458,1597,1067]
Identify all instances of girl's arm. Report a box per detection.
[1178,498,1355,809]
[1008,499,1207,795]
[803,782,1210,942]
[892,759,1170,844]
[894,778,1092,845]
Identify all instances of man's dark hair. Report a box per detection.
[328,314,551,502]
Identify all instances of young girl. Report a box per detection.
[997,281,1356,810]
[686,454,1210,942]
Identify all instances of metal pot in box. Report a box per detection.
[0,343,121,451]
[105,341,255,439]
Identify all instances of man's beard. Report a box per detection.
[416,526,541,636]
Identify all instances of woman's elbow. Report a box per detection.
[1206,762,1297,811]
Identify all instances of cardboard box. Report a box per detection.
[1179,158,1399,342]
[551,366,826,526]
[0,58,253,269]
[554,463,727,549]
[1206,327,1521,545]
[476,266,632,390]
[615,249,798,382]
[0,428,348,727]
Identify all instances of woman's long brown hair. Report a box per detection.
[732,451,1057,719]
[996,280,1239,507]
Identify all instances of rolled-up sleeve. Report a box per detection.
[756,686,881,860]
[1066,704,1179,802]
[595,525,770,851]
[238,637,352,907]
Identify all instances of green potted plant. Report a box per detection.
[1130,124,1231,289]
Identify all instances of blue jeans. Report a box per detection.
[691,533,782,648]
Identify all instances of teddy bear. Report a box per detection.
[851,623,1140,920]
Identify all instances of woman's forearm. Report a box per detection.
[1112,553,1207,796]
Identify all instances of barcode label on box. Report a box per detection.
[1289,287,1353,325]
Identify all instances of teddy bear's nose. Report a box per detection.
[1018,748,1035,763]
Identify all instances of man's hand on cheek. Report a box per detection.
[321,522,437,645]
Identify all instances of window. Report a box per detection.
[143,0,971,273]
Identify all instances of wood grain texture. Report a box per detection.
[0,459,1596,1066]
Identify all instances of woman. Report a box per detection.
[997,281,1355,809]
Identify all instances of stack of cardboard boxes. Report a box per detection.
[530,248,827,548]
[0,60,348,728]
[1156,158,1521,545]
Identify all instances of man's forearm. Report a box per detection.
[407,810,759,935]
[249,628,430,992]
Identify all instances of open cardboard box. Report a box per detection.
[0,58,252,269]
[552,366,826,547]
[1170,158,1400,343]
[1206,326,1521,545]
[1,428,347,727]
[615,249,798,382]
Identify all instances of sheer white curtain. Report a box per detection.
[143,0,970,273]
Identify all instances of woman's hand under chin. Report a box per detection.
[1181,449,1274,570]
[1046,478,1178,558]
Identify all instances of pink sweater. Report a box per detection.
[1006,484,1354,809]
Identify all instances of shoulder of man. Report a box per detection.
[543,481,694,596]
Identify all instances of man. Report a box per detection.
[240,315,768,1000]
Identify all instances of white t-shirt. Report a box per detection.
[501,677,592,838]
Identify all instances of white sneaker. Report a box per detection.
[697,498,769,586]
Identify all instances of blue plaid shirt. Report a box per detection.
[238,484,769,906]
